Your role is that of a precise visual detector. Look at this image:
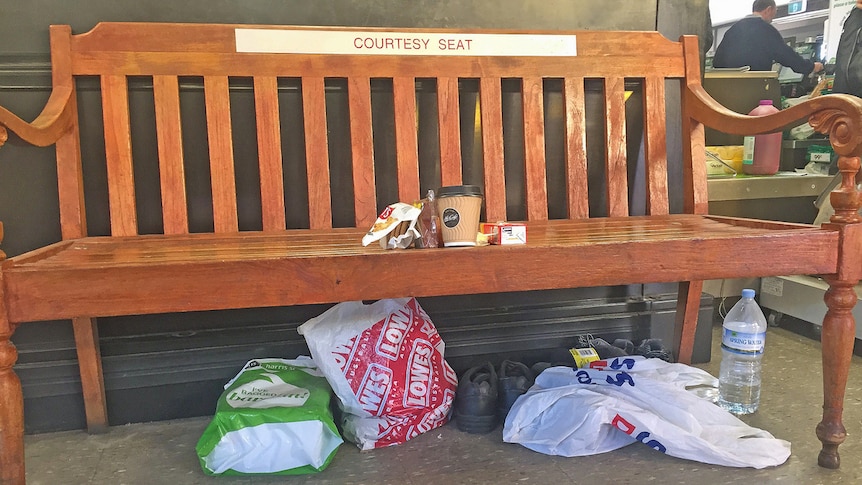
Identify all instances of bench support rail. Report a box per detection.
[73,317,108,434]
[673,280,704,364]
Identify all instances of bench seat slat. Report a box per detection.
[101,74,138,236]
[253,76,287,231]
[3,216,840,323]
[604,76,628,217]
[479,77,506,222]
[301,76,333,229]
[7,215,825,267]
[393,77,421,204]
[152,75,190,234]
[203,76,239,232]
[438,76,462,187]
[563,77,589,219]
[523,77,548,221]
[643,76,670,215]
[348,77,378,227]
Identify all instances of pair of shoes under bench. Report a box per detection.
[454,360,535,433]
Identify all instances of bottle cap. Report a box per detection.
[741,288,756,298]
[759,99,773,105]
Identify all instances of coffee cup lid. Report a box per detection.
[437,185,483,197]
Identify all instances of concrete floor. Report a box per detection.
[24,320,862,485]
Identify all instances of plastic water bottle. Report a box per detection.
[741,100,781,175]
[717,288,768,415]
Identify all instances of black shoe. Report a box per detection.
[453,362,498,433]
[611,338,635,355]
[590,337,629,359]
[497,360,535,421]
[635,338,673,362]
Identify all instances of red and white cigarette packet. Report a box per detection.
[480,222,527,245]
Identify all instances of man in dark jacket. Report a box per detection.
[713,0,823,75]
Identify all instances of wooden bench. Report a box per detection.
[2,22,862,483]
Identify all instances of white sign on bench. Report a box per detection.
[235,28,577,56]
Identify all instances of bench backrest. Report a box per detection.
[49,22,705,238]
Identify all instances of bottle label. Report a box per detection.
[721,328,765,354]
[742,136,755,165]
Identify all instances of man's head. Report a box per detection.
[753,0,777,22]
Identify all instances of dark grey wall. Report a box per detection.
[0,1,713,433]
[2,1,658,55]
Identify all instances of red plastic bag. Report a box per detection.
[298,298,457,450]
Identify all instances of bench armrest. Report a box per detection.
[686,83,862,222]
[685,84,862,158]
[0,84,75,148]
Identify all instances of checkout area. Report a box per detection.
[703,110,860,340]
[704,3,862,341]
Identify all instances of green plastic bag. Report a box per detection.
[196,357,343,475]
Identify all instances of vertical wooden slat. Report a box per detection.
[348,77,377,227]
[438,77,462,187]
[253,76,286,231]
[643,76,670,216]
[101,74,138,236]
[393,77,420,203]
[302,76,332,229]
[604,76,628,217]
[203,76,239,232]
[56,93,87,240]
[563,77,589,219]
[152,75,189,234]
[522,77,548,221]
[50,26,88,241]
[479,77,506,222]
[683,113,709,215]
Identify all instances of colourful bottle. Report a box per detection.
[742,100,781,175]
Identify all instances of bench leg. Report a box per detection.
[72,317,109,434]
[0,327,25,485]
[816,279,857,469]
[673,280,703,365]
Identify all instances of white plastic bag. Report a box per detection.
[298,298,458,450]
[503,356,790,469]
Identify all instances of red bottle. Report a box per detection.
[742,100,781,175]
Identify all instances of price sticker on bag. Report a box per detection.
[569,347,600,368]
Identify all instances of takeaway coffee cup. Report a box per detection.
[436,185,483,247]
